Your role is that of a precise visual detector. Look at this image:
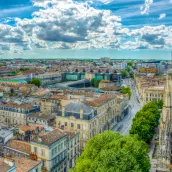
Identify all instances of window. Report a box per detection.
[41,149,45,156]
[71,123,74,127]
[65,122,67,126]
[34,147,37,154]
[77,124,80,129]
[83,125,86,130]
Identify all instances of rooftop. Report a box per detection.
[147,85,164,91]
[13,157,41,172]
[65,103,93,114]
[6,140,31,154]
[31,128,66,145]
[29,113,56,120]
[0,159,13,172]
[0,128,13,138]
[83,94,115,107]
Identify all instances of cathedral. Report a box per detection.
[158,69,172,171]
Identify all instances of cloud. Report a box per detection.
[16,0,122,49]
[159,13,166,20]
[128,25,172,49]
[140,0,153,15]
[0,0,172,55]
[0,24,31,53]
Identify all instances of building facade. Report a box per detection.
[31,129,80,172]
[158,69,172,171]
[56,94,117,151]
[142,86,164,104]
[0,104,40,126]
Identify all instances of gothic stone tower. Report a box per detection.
[158,69,172,171]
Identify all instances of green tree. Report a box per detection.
[130,101,160,143]
[71,131,150,172]
[91,78,101,88]
[130,72,134,79]
[127,61,134,67]
[93,62,97,66]
[130,116,154,143]
[28,78,41,87]
[153,99,163,109]
[122,86,132,99]
[90,78,95,87]
[120,70,127,78]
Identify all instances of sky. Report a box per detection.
[0,0,172,59]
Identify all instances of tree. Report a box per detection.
[28,78,41,87]
[90,78,95,87]
[130,72,134,79]
[71,131,150,172]
[93,62,97,66]
[90,78,101,88]
[153,99,163,109]
[130,116,154,143]
[94,79,101,88]
[127,61,134,67]
[120,70,127,78]
[122,86,132,99]
[130,101,160,143]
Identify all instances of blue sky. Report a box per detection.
[0,0,172,59]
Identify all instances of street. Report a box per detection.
[112,78,142,135]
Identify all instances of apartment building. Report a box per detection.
[135,74,165,101]
[0,103,40,126]
[116,94,129,121]
[56,94,117,151]
[30,129,80,172]
[142,86,164,104]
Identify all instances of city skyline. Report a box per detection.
[0,0,172,59]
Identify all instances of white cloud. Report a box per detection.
[140,0,153,15]
[0,0,171,54]
[16,0,122,50]
[159,13,166,20]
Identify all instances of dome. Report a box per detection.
[65,103,93,114]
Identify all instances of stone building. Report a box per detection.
[30,128,80,172]
[158,69,172,171]
[142,85,164,104]
[0,103,40,126]
[56,94,117,151]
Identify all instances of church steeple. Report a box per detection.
[158,69,172,171]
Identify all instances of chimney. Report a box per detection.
[80,108,83,119]
[62,106,65,116]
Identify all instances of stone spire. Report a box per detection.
[158,69,172,171]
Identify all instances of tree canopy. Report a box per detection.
[122,86,132,99]
[130,101,160,143]
[120,70,127,78]
[90,78,101,88]
[28,78,41,87]
[71,131,150,172]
